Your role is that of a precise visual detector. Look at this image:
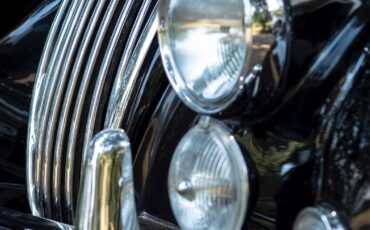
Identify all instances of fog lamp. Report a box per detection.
[293,205,346,230]
[168,116,249,229]
[158,0,252,114]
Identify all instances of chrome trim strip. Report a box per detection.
[55,0,108,223]
[27,0,71,217]
[105,0,155,128]
[105,4,158,129]
[65,0,120,221]
[37,0,85,218]
[46,0,96,221]
[81,0,135,177]
[76,129,139,230]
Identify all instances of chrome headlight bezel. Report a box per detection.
[167,116,249,229]
[293,204,346,230]
[157,0,253,114]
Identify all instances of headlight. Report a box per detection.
[158,0,253,114]
[293,205,345,230]
[168,116,249,229]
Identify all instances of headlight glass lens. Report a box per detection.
[293,206,345,230]
[158,0,252,113]
[168,117,249,229]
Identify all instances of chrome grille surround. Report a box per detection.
[27,0,158,223]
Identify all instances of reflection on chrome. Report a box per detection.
[294,204,345,230]
[158,0,286,114]
[76,129,139,230]
[249,0,285,68]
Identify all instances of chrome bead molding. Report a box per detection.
[27,0,159,223]
[76,129,139,230]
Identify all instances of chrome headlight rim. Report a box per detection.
[293,204,346,230]
[168,116,249,229]
[157,0,252,114]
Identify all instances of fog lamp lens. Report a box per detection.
[158,0,252,113]
[294,205,345,230]
[168,117,249,229]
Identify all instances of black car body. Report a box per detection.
[0,0,370,229]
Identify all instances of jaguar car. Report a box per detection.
[0,0,369,229]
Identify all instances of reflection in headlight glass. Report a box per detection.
[168,0,249,102]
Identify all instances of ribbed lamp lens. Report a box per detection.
[168,117,249,230]
[158,0,252,113]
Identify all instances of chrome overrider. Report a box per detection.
[5,128,140,229]
[76,129,139,230]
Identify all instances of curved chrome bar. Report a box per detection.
[81,0,135,177]
[43,0,95,221]
[27,0,71,217]
[104,3,158,129]
[104,0,156,128]
[76,129,139,230]
[55,0,108,222]
[36,0,82,218]
[64,0,120,220]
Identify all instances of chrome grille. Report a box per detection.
[27,0,158,223]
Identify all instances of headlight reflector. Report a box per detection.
[158,0,252,113]
[168,117,249,229]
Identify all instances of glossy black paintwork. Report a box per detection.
[122,46,169,154]
[0,0,60,210]
[133,86,197,224]
[223,0,365,126]
[0,1,44,38]
[265,1,370,142]
[317,48,370,230]
[0,207,72,230]
[0,0,369,229]
[81,0,370,229]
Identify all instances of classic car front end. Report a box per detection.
[0,0,370,229]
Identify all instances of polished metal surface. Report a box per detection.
[43,0,93,220]
[27,0,71,218]
[27,0,160,223]
[293,205,346,230]
[81,0,135,175]
[53,0,102,222]
[105,2,158,129]
[76,129,139,230]
[38,0,80,217]
[64,0,120,222]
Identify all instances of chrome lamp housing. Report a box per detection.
[158,0,288,117]
[158,0,254,114]
[167,116,250,230]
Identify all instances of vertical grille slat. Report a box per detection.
[27,0,160,224]
[27,0,71,217]
[81,0,135,176]
[48,0,97,221]
[105,0,156,129]
[64,0,121,221]
[32,0,79,217]
[38,0,86,218]
[55,0,109,223]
